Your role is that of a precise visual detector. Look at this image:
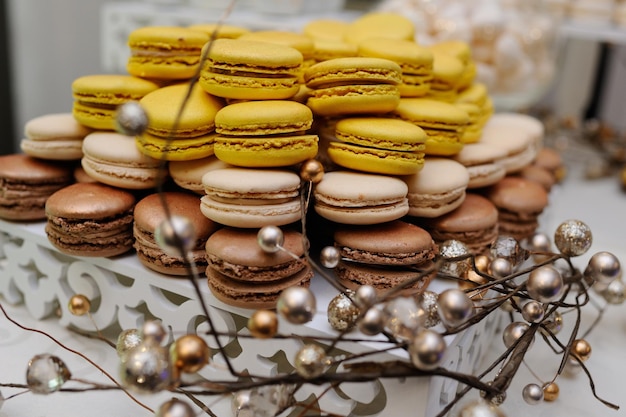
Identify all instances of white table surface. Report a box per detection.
[2,146,626,417]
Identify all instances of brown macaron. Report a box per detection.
[333,220,437,295]
[421,193,499,255]
[133,192,220,276]
[533,147,566,182]
[0,154,74,221]
[485,176,549,242]
[205,227,312,309]
[45,182,136,257]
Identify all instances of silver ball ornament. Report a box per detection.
[437,289,474,328]
[358,306,385,336]
[354,284,377,308]
[502,321,531,349]
[320,246,340,268]
[521,301,544,324]
[142,320,167,345]
[416,290,441,328]
[554,219,592,257]
[527,232,551,252]
[522,383,543,405]
[257,226,284,253]
[277,287,316,324]
[327,291,359,331]
[120,343,171,394]
[489,258,513,278]
[384,296,423,341]
[26,354,72,394]
[409,329,446,370]
[116,329,142,357]
[294,344,328,378]
[115,101,149,136]
[490,235,529,269]
[527,265,563,303]
[439,240,472,277]
[155,398,195,417]
[585,251,621,285]
[154,215,197,257]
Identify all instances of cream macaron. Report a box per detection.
[402,157,470,218]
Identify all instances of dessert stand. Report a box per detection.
[0,217,501,416]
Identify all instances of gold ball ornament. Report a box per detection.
[68,294,91,316]
[248,310,278,339]
[621,165,626,188]
[171,334,211,373]
[300,159,324,183]
[474,255,490,273]
[571,339,592,362]
[294,344,328,379]
[554,219,592,257]
[543,382,559,402]
[327,291,359,332]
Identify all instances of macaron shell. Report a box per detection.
[328,142,424,175]
[207,266,312,310]
[344,12,415,45]
[314,171,409,225]
[140,83,225,137]
[402,157,470,218]
[205,227,306,277]
[423,193,499,254]
[214,135,318,167]
[334,220,436,265]
[21,138,84,160]
[215,100,313,136]
[24,113,93,141]
[394,98,470,130]
[127,26,210,80]
[486,176,549,214]
[137,132,217,161]
[303,19,350,41]
[187,23,251,39]
[72,101,118,130]
[480,126,536,173]
[169,155,231,194]
[306,84,401,117]
[334,117,427,151]
[335,262,434,295]
[72,75,160,105]
[45,182,135,220]
[81,132,162,189]
[304,57,402,88]
[202,167,300,198]
[199,74,301,100]
[200,195,301,228]
[0,154,74,221]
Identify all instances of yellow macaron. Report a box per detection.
[126,26,210,81]
[199,38,303,100]
[304,57,402,117]
[187,23,251,39]
[393,98,470,156]
[344,12,415,45]
[328,116,427,175]
[357,38,434,97]
[72,74,160,130]
[137,83,225,161]
[213,100,318,167]
[425,51,465,102]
